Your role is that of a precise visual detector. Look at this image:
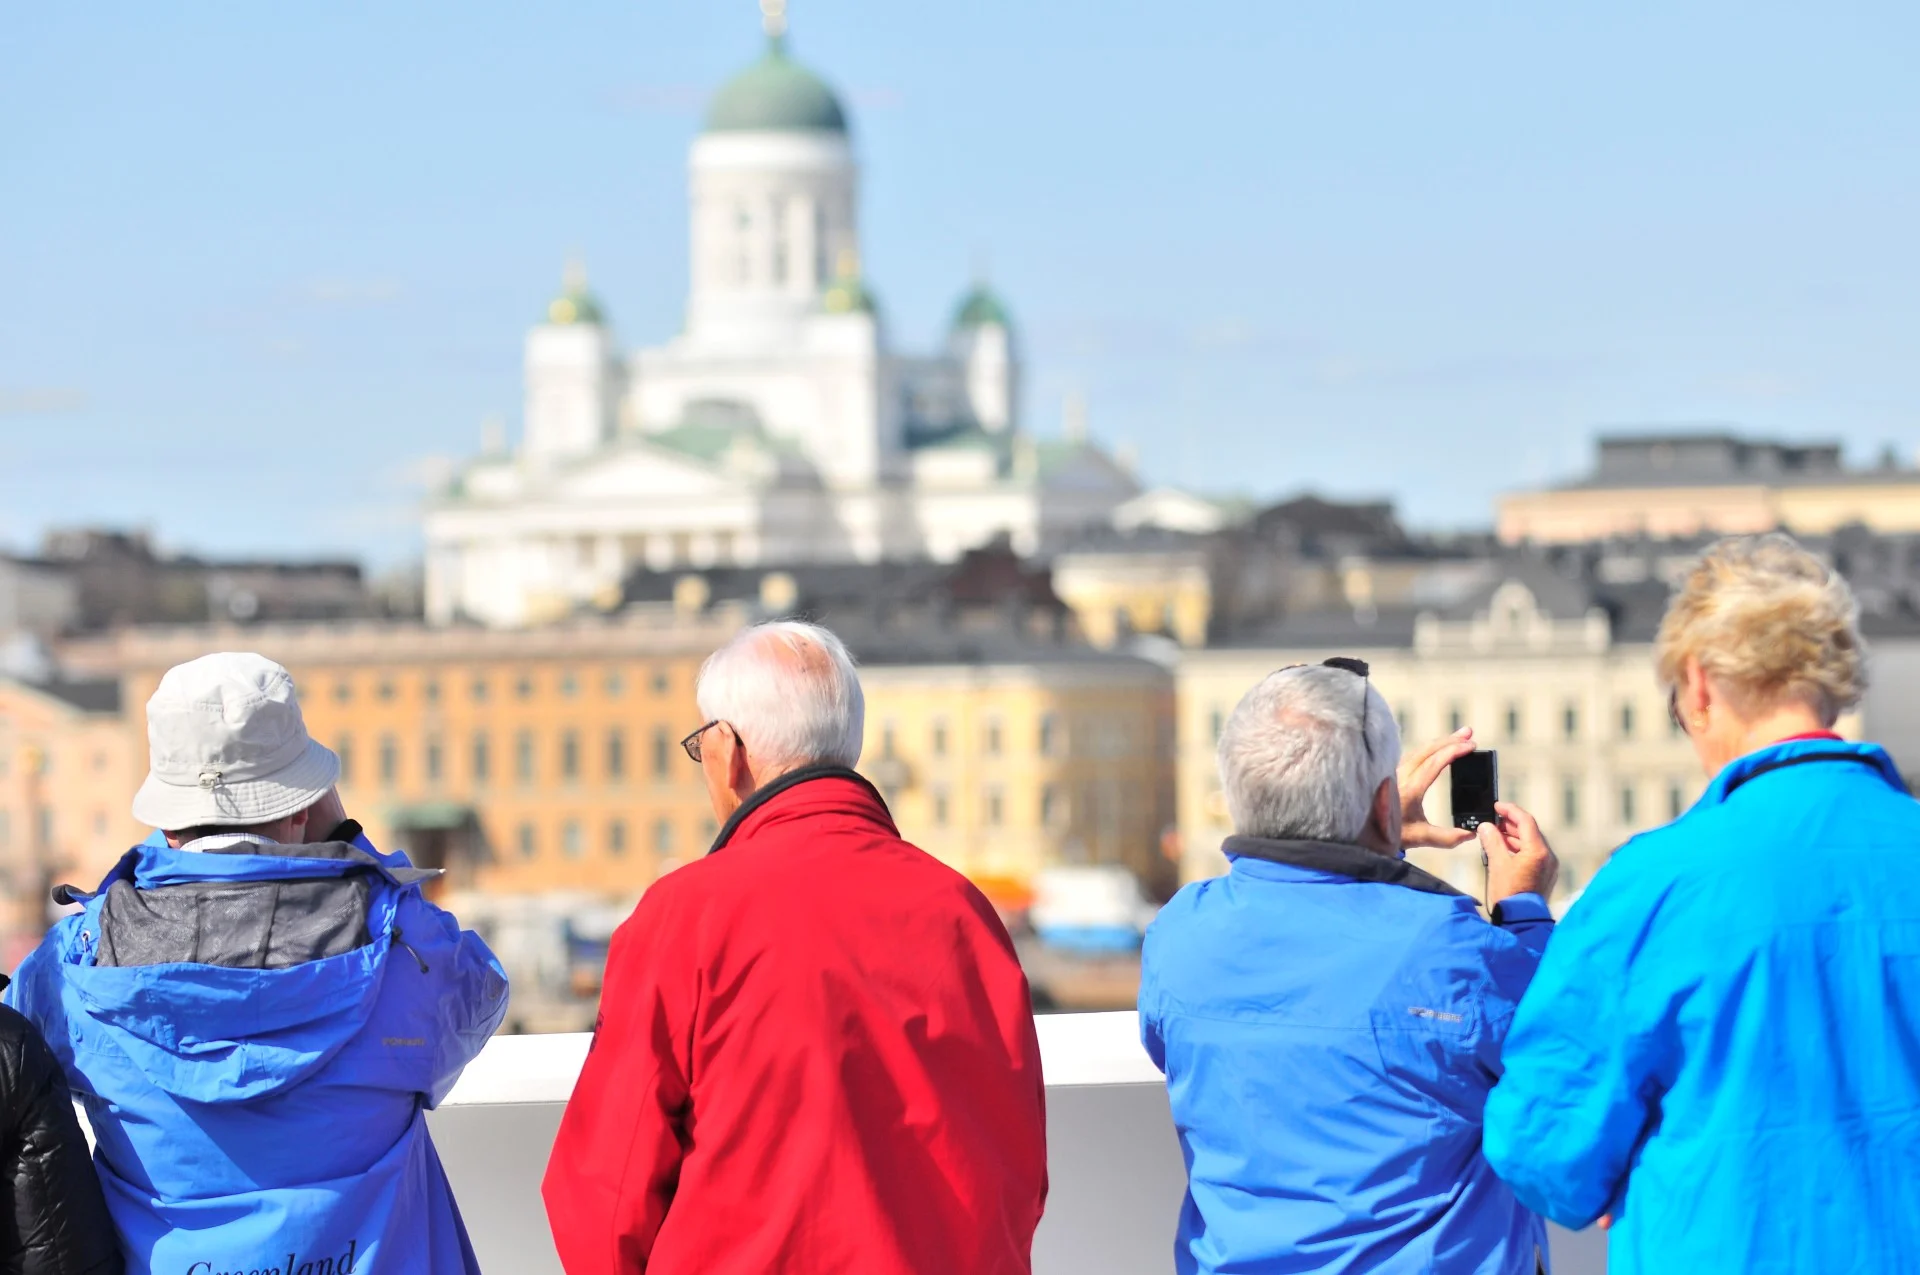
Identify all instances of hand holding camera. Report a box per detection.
[1477,802,1559,904]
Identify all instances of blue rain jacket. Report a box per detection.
[6,839,509,1275]
[1484,738,1920,1274]
[1140,836,1554,1274]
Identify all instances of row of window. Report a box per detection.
[1439,700,1681,744]
[910,781,1138,831]
[878,713,1136,762]
[338,727,690,789]
[724,194,832,288]
[0,747,110,779]
[329,666,677,707]
[1208,699,1685,746]
[512,815,706,861]
[1494,775,1691,828]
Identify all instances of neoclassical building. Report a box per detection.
[425,7,1139,626]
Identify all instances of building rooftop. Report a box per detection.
[55,608,753,678]
[1208,531,1920,651]
[952,284,1013,331]
[704,34,848,135]
[1557,431,1914,490]
[622,542,1076,639]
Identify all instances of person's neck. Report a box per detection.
[1353,824,1399,857]
[1709,702,1835,775]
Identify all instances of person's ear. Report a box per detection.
[1682,655,1712,729]
[726,725,755,794]
[1357,776,1399,853]
[1372,776,1396,829]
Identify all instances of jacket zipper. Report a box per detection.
[390,927,430,973]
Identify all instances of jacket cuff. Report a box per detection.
[1491,893,1551,926]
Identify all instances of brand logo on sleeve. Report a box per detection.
[1408,1006,1464,1023]
[186,1238,358,1275]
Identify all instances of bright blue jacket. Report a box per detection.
[1484,738,1920,1274]
[6,839,509,1275]
[1140,836,1553,1274]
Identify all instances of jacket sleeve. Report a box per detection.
[1481,856,1677,1228]
[1137,929,1168,1074]
[392,892,511,1107]
[2,1011,123,1275]
[1473,896,1554,1079]
[6,922,80,1037]
[543,887,696,1275]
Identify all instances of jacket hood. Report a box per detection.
[51,841,427,1104]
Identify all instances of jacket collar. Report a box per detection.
[52,838,437,906]
[1701,736,1908,808]
[1222,835,1469,898]
[707,764,894,854]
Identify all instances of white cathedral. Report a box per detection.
[424,6,1143,627]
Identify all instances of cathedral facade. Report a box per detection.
[424,13,1139,626]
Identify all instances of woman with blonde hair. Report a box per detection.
[1481,533,1920,1275]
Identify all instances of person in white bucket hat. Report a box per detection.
[7,651,508,1274]
[131,652,344,836]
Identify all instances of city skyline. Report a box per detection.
[5,2,1920,563]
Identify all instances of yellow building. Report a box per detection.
[1498,433,1920,545]
[859,652,1176,896]
[0,673,143,962]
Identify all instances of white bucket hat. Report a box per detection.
[131,652,340,831]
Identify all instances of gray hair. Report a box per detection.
[696,621,865,773]
[1217,664,1401,843]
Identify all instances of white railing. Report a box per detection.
[429,1011,1605,1274]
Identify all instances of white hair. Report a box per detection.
[1217,664,1401,843]
[695,621,865,773]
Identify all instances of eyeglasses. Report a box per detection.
[1667,687,1687,736]
[1277,657,1374,761]
[680,720,723,763]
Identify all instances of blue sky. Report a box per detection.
[4,2,1918,563]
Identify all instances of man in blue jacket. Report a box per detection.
[8,652,509,1274]
[1141,661,1558,1274]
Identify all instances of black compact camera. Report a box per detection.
[1450,750,1499,831]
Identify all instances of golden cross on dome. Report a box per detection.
[760,0,788,40]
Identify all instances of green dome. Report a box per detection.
[823,249,878,315]
[952,285,1012,330]
[705,36,847,134]
[823,277,877,315]
[545,263,606,326]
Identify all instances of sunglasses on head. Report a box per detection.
[1275,657,1374,761]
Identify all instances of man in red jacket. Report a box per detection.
[543,621,1048,1274]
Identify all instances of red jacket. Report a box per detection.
[543,768,1049,1274]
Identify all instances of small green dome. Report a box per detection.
[952,285,1012,331]
[822,248,878,316]
[545,263,606,326]
[705,36,847,135]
